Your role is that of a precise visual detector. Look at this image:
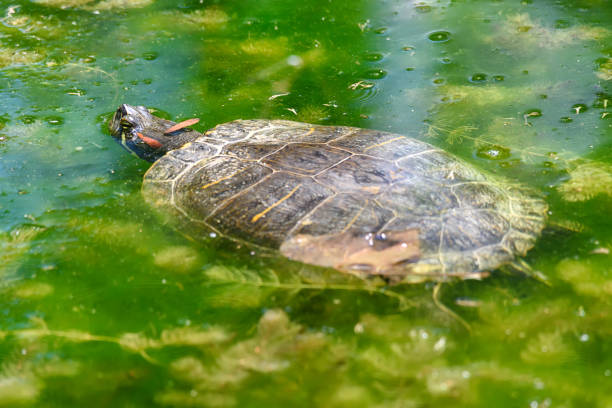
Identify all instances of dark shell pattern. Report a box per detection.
[143,120,547,281]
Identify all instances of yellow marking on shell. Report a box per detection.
[340,202,367,234]
[251,183,302,223]
[201,168,248,190]
[363,136,405,152]
[304,127,315,137]
[361,185,381,194]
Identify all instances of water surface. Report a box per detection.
[0,0,611,407]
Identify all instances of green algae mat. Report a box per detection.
[1,0,611,407]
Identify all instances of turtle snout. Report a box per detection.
[108,108,125,138]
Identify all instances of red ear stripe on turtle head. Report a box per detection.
[163,118,200,134]
[136,132,163,149]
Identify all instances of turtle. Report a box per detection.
[108,104,547,283]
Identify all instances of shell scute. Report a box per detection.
[314,155,396,192]
[397,150,486,182]
[144,155,191,181]
[208,119,273,141]
[248,122,354,144]
[294,193,394,237]
[222,142,284,160]
[451,182,507,209]
[378,180,460,217]
[262,143,351,175]
[441,209,510,252]
[175,157,272,220]
[169,142,218,163]
[206,172,334,247]
[329,128,426,157]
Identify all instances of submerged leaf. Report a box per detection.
[91,0,153,10]
[520,330,576,365]
[556,258,612,298]
[159,327,232,347]
[491,13,609,50]
[0,226,45,285]
[31,0,94,7]
[0,376,41,407]
[154,246,203,274]
[557,162,612,201]
[157,309,344,404]
[240,37,289,58]
[183,8,230,28]
[597,58,612,81]
[0,48,44,69]
[13,282,54,299]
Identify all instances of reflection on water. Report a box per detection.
[0,0,611,407]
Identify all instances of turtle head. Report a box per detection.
[108,104,200,162]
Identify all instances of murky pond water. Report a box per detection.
[1,0,611,406]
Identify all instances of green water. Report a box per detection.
[1,0,611,406]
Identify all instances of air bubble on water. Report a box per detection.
[18,115,36,124]
[433,337,446,351]
[428,30,451,42]
[66,88,86,96]
[209,232,217,238]
[524,108,542,117]
[45,116,64,126]
[469,73,487,83]
[287,55,303,66]
[555,19,571,29]
[476,145,511,160]
[415,3,432,13]
[493,75,505,81]
[579,333,589,342]
[364,69,387,79]
[571,103,588,114]
[560,116,573,123]
[142,52,158,61]
[363,53,383,62]
[432,77,446,85]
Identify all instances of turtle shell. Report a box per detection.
[143,119,546,281]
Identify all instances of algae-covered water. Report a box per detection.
[1,0,611,406]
